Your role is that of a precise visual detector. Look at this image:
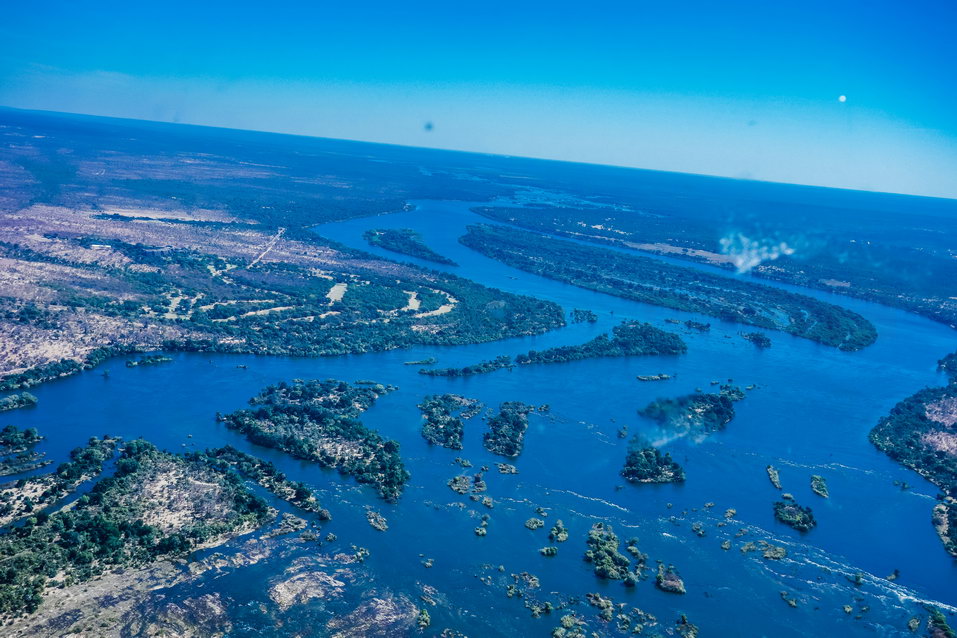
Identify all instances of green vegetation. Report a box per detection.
[525,517,545,530]
[583,522,630,580]
[928,607,956,638]
[571,308,598,323]
[684,320,710,332]
[404,356,437,366]
[363,228,458,266]
[418,394,482,450]
[125,354,173,368]
[217,379,410,501]
[483,402,533,457]
[460,224,877,351]
[811,475,829,498]
[0,424,41,450]
[470,199,957,330]
[767,465,783,489]
[0,425,47,477]
[189,446,329,518]
[0,440,271,618]
[423,321,685,377]
[621,440,685,483]
[640,392,736,437]
[774,499,817,532]
[870,372,957,556]
[515,320,686,365]
[419,354,513,377]
[549,519,569,543]
[0,391,38,412]
[741,332,772,349]
[0,436,119,526]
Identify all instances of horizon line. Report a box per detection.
[3,104,954,203]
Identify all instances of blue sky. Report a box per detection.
[2,0,956,198]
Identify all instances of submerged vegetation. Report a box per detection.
[740,332,772,349]
[460,224,877,351]
[363,228,458,266]
[218,379,410,501]
[483,401,534,457]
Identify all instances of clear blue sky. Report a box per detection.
[2,0,955,198]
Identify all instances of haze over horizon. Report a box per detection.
[2,0,955,199]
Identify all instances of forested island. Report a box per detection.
[217,379,410,501]
[515,320,685,365]
[639,390,739,437]
[621,440,685,483]
[363,228,458,265]
[773,498,817,532]
[869,361,957,556]
[418,393,483,450]
[419,354,513,377]
[0,391,38,412]
[422,321,684,378]
[483,402,533,457]
[460,224,877,351]
[125,354,173,368]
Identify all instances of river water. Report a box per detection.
[5,199,955,636]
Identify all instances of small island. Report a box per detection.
[419,394,483,450]
[583,522,631,580]
[741,332,772,349]
[637,373,672,382]
[0,391,38,412]
[125,354,173,368]
[218,378,410,501]
[621,439,685,484]
[419,354,513,377]
[639,391,737,437]
[483,401,533,457]
[363,228,458,266]
[773,498,817,532]
[571,308,599,323]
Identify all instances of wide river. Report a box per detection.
[6,199,956,636]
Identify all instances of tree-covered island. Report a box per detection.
[363,228,458,266]
[217,379,410,501]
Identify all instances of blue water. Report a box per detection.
[4,199,955,636]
